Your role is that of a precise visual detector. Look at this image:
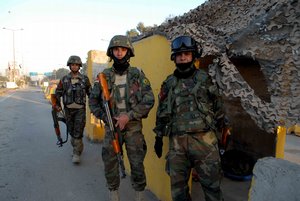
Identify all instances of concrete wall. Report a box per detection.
[85,36,177,200]
[85,50,107,142]
[129,35,174,201]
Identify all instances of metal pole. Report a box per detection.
[12,30,15,82]
[3,27,23,82]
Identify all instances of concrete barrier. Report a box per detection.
[249,157,300,201]
[128,35,175,201]
[85,50,107,142]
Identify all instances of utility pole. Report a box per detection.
[3,27,23,82]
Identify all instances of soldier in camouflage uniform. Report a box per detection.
[54,55,91,164]
[89,35,154,201]
[153,36,224,201]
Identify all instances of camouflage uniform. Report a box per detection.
[154,36,223,201]
[89,66,154,191]
[154,36,224,201]
[55,71,91,156]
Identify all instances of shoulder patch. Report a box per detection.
[142,78,150,86]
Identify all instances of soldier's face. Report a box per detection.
[70,63,80,72]
[112,47,128,59]
[175,51,193,64]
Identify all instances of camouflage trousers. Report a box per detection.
[166,131,223,201]
[64,107,86,155]
[102,121,147,191]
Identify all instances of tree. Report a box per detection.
[136,22,146,34]
[126,29,139,38]
[0,76,9,82]
[55,68,69,80]
[24,75,31,84]
[41,76,49,83]
[126,22,158,39]
[136,22,156,35]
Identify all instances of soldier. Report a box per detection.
[89,35,155,201]
[153,36,224,201]
[54,55,91,164]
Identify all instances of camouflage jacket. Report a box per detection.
[55,72,91,107]
[153,68,224,137]
[89,66,155,122]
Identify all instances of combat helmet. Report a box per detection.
[170,36,202,61]
[106,35,135,58]
[67,55,82,67]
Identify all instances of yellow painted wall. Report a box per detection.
[130,35,175,201]
[85,50,105,142]
[106,35,174,200]
[87,35,187,200]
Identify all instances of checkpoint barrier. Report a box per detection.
[85,111,105,142]
[85,35,289,201]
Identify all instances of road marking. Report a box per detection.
[10,95,49,105]
[0,92,49,105]
[0,93,15,103]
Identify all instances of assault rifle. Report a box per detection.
[99,73,126,178]
[51,94,68,147]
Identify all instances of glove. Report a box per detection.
[154,136,163,158]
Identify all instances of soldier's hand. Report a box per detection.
[154,136,163,158]
[114,114,129,130]
[52,105,62,112]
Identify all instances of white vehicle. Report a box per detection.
[5,82,18,89]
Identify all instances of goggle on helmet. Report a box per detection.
[171,36,202,60]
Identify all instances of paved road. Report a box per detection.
[0,87,251,201]
[0,87,299,201]
[0,87,159,201]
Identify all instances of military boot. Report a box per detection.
[72,154,80,164]
[109,190,120,201]
[135,191,145,201]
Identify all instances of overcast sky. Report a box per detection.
[0,0,206,74]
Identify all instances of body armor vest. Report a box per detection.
[102,66,143,117]
[166,70,216,134]
[171,78,208,133]
[62,74,87,107]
